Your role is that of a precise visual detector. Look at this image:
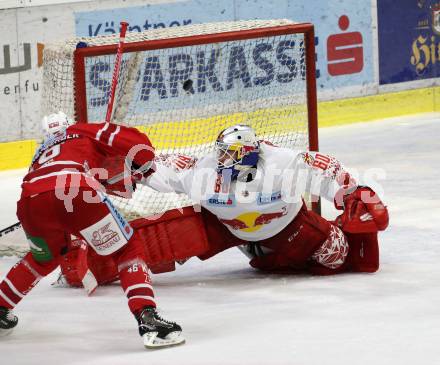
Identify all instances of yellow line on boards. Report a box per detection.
[318,86,440,127]
[1,86,438,171]
[0,140,37,171]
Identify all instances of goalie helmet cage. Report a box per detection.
[42,19,319,219]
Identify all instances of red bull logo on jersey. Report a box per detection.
[220,207,287,233]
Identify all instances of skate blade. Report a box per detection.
[143,331,185,349]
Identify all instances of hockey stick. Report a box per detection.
[105,21,129,123]
[0,222,21,238]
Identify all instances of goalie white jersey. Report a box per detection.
[146,143,354,241]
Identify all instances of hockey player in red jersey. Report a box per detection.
[0,112,184,348]
[54,124,389,290]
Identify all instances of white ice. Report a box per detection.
[1,113,439,365]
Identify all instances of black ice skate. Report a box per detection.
[136,306,185,348]
[0,306,18,336]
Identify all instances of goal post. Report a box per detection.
[42,19,319,219]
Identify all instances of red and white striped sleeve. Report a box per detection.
[68,122,155,168]
[297,151,357,203]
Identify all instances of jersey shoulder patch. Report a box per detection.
[155,153,198,172]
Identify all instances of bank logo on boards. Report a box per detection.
[327,15,364,76]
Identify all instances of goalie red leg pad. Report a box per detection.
[309,232,379,275]
[131,207,210,266]
[117,259,156,314]
[59,206,230,281]
[345,232,380,273]
[60,236,119,289]
[198,208,246,260]
[148,261,176,274]
[250,203,333,271]
[59,237,88,287]
[87,248,119,285]
[0,252,58,309]
[311,225,349,269]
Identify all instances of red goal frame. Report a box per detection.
[73,23,319,152]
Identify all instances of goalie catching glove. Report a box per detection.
[334,186,389,233]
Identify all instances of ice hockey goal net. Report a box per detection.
[41,19,318,220]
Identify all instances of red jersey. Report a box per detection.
[21,123,154,197]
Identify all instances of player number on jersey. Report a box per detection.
[38,144,61,165]
[312,153,331,170]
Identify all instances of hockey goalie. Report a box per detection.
[58,124,389,291]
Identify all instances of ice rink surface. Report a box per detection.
[1,113,439,365]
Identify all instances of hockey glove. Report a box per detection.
[334,186,389,233]
[100,155,136,198]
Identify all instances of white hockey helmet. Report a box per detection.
[41,111,73,138]
[215,124,260,179]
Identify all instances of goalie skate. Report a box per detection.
[136,307,185,349]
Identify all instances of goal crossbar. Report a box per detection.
[73,22,318,151]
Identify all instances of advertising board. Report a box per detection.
[378,0,440,84]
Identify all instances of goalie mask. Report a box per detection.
[41,111,73,139]
[215,125,260,181]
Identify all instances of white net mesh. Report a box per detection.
[42,19,313,220]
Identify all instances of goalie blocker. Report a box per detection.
[60,186,389,289]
